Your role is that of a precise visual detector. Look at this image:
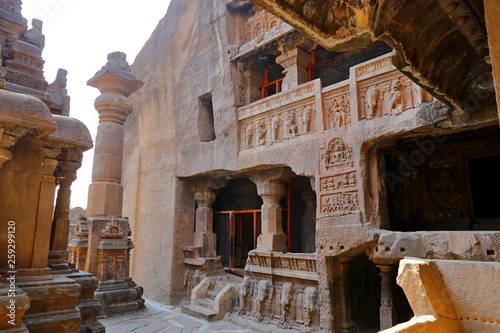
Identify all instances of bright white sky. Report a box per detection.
[21,0,172,208]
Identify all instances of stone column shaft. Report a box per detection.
[194,188,217,257]
[254,179,288,252]
[378,264,397,330]
[31,148,60,269]
[333,259,357,333]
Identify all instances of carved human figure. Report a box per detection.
[279,282,293,328]
[238,277,252,315]
[389,78,403,115]
[349,173,356,187]
[301,106,313,133]
[257,120,267,145]
[256,279,272,322]
[104,51,132,72]
[271,114,281,142]
[285,112,297,138]
[365,84,379,119]
[303,286,318,328]
[246,123,254,148]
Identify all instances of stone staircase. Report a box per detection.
[182,275,241,321]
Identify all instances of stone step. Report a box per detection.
[207,289,219,300]
[181,304,218,322]
[196,298,216,309]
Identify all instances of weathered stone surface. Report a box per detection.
[381,258,500,333]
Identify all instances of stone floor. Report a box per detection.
[101,299,300,333]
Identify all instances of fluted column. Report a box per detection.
[194,188,217,257]
[377,264,397,330]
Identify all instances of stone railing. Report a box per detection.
[246,250,318,280]
[237,53,435,151]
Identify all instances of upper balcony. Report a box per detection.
[237,52,437,152]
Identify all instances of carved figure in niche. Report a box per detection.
[349,173,356,187]
[322,192,359,214]
[256,279,272,322]
[246,123,254,148]
[271,114,281,142]
[285,112,297,138]
[303,286,317,329]
[238,277,252,315]
[342,174,349,188]
[238,86,246,104]
[365,84,379,119]
[107,257,116,280]
[389,78,403,115]
[279,282,293,328]
[257,120,267,145]
[302,106,313,133]
[431,168,462,210]
[321,178,328,191]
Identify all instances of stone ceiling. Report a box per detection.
[252,0,495,114]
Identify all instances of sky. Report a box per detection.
[21,0,172,208]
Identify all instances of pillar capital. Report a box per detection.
[194,187,216,207]
[87,51,144,97]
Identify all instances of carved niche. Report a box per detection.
[320,137,353,172]
[324,92,351,129]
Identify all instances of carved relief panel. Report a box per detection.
[358,74,433,120]
[241,102,316,149]
[319,137,360,216]
[322,86,352,130]
[245,6,285,42]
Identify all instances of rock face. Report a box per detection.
[123,0,499,332]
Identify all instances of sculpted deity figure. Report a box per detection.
[301,106,313,133]
[256,279,272,322]
[246,123,254,148]
[279,282,293,328]
[257,120,267,145]
[303,286,318,329]
[271,114,281,142]
[365,84,379,119]
[238,277,252,315]
[286,112,297,138]
[389,78,403,115]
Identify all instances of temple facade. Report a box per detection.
[121,0,500,332]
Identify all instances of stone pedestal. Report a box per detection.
[0,274,30,333]
[377,264,397,330]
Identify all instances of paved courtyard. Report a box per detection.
[100,300,299,333]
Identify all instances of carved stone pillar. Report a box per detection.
[484,0,500,120]
[244,63,265,103]
[301,188,317,253]
[333,258,357,333]
[194,188,217,258]
[84,51,145,316]
[49,164,78,272]
[275,35,314,91]
[377,264,397,330]
[250,169,292,252]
